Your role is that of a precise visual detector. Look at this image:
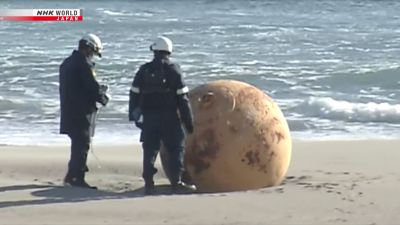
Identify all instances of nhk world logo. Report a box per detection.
[0,9,82,21]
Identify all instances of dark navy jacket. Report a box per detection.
[59,50,108,136]
[129,57,193,132]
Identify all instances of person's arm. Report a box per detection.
[170,64,194,134]
[80,62,109,106]
[129,65,144,122]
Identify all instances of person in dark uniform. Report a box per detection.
[129,36,194,195]
[59,34,109,189]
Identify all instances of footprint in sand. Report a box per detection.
[334,207,352,214]
[328,217,348,223]
[324,171,350,175]
[284,175,311,184]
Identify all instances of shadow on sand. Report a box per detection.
[0,183,193,209]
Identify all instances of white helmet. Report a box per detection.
[150,36,173,53]
[81,33,103,57]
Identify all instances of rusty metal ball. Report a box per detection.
[161,80,292,192]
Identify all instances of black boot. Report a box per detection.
[171,180,196,194]
[143,167,157,195]
[144,179,155,195]
[64,171,97,189]
[170,174,196,194]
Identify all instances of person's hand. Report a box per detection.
[100,84,109,92]
[130,107,142,122]
[135,121,143,129]
[100,93,110,106]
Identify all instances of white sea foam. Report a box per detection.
[102,10,133,17]
[299,97,400,124]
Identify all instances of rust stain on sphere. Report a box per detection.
[161,80,292,192]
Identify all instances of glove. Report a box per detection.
[185,123,194,134]
[130,107,142,122]
[100,93,110,106]
[100,84,109,93]
[135,121,143,129]
[99,84,110,106]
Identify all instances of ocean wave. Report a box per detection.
[8,77,28,84]
[297,97,400,124]
[0,97,43,113]
[102,10,134,17]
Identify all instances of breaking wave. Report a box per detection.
[298,97,400,124]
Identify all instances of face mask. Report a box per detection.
[86,48,95,62]
[87,54,94,62]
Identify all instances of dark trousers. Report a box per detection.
[66,129,91,180]
[141,111,185,184]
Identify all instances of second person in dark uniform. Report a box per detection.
[129,36,194,195]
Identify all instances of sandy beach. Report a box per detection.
[1,140,399,225]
